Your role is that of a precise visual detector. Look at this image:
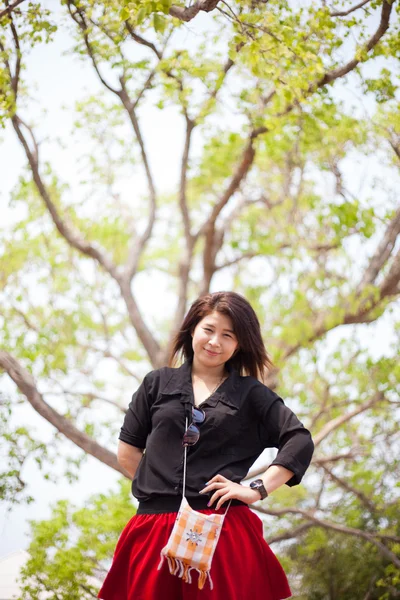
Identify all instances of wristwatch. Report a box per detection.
[249,478,268,500]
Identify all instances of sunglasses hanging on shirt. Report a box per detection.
[182,407,205,447]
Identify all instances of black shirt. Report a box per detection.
[119,359,314,513]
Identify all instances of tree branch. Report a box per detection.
[215,251,260,271]
[266,522,314,545]
[1,0,22,99]
[244,448,362,482]
[357,205,400,293]
[169,0,220,22]
[87,18,161,111]
[320,463,378,514]
[320,0,394,86]
[42,389,127,414]
[179,116,195,247]
[131,68,157,110]
[389,139,400,163]
[330,0,371,17]
[282,240,400,360]
[36,575,63,600]
[213,190,336,272]
[0,350,127,476]
[313,392,385,447]
[254,505,400,568]
[66,5,158,283]
[125,21,162,60]
[167,116,196,348]
[272,0,395,119]
[312,451,359,466]
[162,53,238,331]
[11,115,119,278]
[196,127,267,293]
[11,113,161,365]
[244,444,366,482]
[59,5,163,364]
[118,278,162,366]
[66,1,119,94]
[206,53,236,101]
[76,342,141,381]
[118,81,157,283]
[10,306,39,332]
[198,127,268,238]
[0,0,25,20]
[78,583,98,598]
[379,246,400,297]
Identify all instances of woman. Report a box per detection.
[98,291,314,600]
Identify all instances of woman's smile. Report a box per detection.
[204,348,219,356]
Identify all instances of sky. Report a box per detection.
[0,1,399,560]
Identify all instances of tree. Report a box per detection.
[18,479,134,600]
[1,0,399,596]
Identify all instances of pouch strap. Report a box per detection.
[183,417,231,516]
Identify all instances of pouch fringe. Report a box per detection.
[159,552,212,590]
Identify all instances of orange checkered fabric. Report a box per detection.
[158,496,229,590]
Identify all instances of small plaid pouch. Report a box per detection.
[158,495,229,590]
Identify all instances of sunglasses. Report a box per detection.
[182,406,206,447]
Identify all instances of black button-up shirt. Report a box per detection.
[119,360,314,513]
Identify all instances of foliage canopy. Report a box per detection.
[0,0,399,596]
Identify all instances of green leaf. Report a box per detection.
[119,7,130,21]
[153,13,166,33]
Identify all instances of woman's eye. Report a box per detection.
[203,327,231,338]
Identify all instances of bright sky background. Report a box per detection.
[0,3,398,559]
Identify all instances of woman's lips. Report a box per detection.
[204,349,219,356]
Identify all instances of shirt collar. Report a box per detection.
[161,358,241,408]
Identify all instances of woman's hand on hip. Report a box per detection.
[199,474,260,510]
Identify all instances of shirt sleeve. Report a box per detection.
[118,373,154,449]
[250,384,314,486]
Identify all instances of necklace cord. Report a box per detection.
[191,373,227,407]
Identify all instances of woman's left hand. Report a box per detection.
[199,474,260,510]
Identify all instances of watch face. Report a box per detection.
[250,480,262,489]
[250,479,267,499]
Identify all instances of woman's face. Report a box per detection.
[191,311,239,369]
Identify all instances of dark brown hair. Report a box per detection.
[168,291,273,380]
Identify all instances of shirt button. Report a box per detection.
[174,485,178,491]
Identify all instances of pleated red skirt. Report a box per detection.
[98,504,291,600]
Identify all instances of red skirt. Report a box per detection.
[98,505,291,600]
